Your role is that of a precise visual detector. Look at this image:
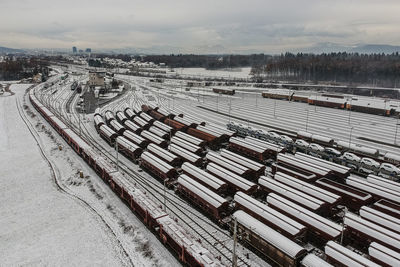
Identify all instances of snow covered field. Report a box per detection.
[178,67,252,79]
[0,83,179,266]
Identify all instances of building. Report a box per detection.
[85,48,92,53]
[88,71,105,88]
[72,46,77,53]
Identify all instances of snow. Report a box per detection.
[277,153,330,177]
[206,163,256,192]
[206,151,249,176]
[175,131,204,146]
[295,152,350,176]
[140,151,173,174]
[325,241,380,267]
[233,210,307,258]
[369,242,400,266]
[181,162,226,191]
[220,149,265,173]
[346,176,400,203]
[366,174,400,192]
[168,144,201,164]
[359,206,400,234]
[301,254,333,267]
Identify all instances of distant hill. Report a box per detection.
[299,42,400,54]
[350,44,400,54]
[0,46,24,54]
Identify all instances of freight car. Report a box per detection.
[335,141,379,158]
[141,104,152,113]
[149,109,167,121]
[259,176,329,215]
[174,116,198,128]
[177,114,206,126]
[261,91,290,100]
[359,206,400,234]
[325,241,380,267]
[196,125,226,143]
[168,144,203,167]
[140,112,155,124]
[316,178,373,211]
[149,126,169,140]
[116,111,128,124]
[171,136,203,155]
[206,151,253,180]
[133,116,150,130]
[244,136,285,158]
[140,130,168,148]
[139,151,178,182]
[234,192,307,241]
[346,102,393,116]
[229,137,276,162]
[122,130,149,148]
[366,174,400,192]
[104,110,115,125]
[220,149,266,178]
[213,88,235,95]
[307,97,346,109]
[187,127,218,148]
[206,163,258,195]
[157,108,175,119]
[123,120,142,135]
[164,118,187,131]
[124,107,135,120]
[300,254,333,267]
[181,162,228,194]
[99,125,118,146]
[147,143,181,167]
[346,176,400,203]
[232,210,307,266]
[174,131,206,147]
[109,119,125,135]
[115,136,142,161]
[267,193,342,244]
[94,114,105,133]
[177,174,229,223]
[343,212,400,252]
[369,242,400,267]
[372,199,400,218]
[296,131,334,146]
[274,172,342,211]
[153,121,173,134]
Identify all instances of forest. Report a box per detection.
[0,57,48,81]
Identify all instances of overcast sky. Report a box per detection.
[1,0,400,53]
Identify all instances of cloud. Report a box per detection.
[0,0,399,53]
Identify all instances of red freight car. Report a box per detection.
[116,111,128,124]
[123,120,142,135]
[187,127,218,148]
[170,136,203,154]
[168,144,203,167]
[124,107,135,120]
[140,151,178,182]
[174,131,206,147]
[115,136,142,161]
[206,151,253,180]
[104,110,115,125]
[109,119,126,135]
[369,242,400,267]
[149,109,167,121]
[220,149,265,178]
[122,130,149,148]
[164,118,187,131]
[99,125,118,146]
[325,241,380,267]
[147,143,181,167]
[372,199,400,218]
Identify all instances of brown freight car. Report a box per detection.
[164,118,187,131]
[186,127,219,148]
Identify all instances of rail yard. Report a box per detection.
[8,65,400,266]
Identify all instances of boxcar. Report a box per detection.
[116,111,128,124]
[140,112,155,124]
[369,242,400,267]
[140,151,177,182]
[140,130,168,148]
[149,109,167,121]
[325,241,380,267]
[181,162,228,193]
[147,143,181,167]
[168,144,203,167]
[99,125,118,146]
[232,210,307,266]
[366,174,400,192]
[153,120,173,134]
[220,149,266,178]
[104,110,115,125]
[94,114,105,133]
[115,136,142,161]
[206,151,253,180]
[171,136,203,155]
[174,116,198,128]
[109,119,125,135]
[187,127,218,148]
[213,88,235,95]
[124,107,135,120]
[123,120,142,135]
[177,174,229,222]
[372,199,400,218]
[229,137,273,162]
[301,254,333,267]
[133,116,150,130]
[175,131,206,147]
[359,206,400,234]
[141,104,152,113]
[149,126,169,140]
[164,118,187,131]
[122,130,149,148]
[346,176,400,203]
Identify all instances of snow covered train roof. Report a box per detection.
[168,144,201,164]
[206,151,250,176]
[149,126,168,138]
[295,152,350,176]
[359,206,400,234]
[140,151,174,174]
[171,136,202,154]
[116,136,141,153]
[110,119,124,132]
[233,210,307,259]
[123,130,146,145]
[346,176,400,203]
[229,137,267,154]
[153,120,173,133]
[277,154,331,176]
[245,136,284,151]
[181,162,226,191]
[325,241,380,267]
[316,178,372,201]
[100,125,117,138]
[301,254,333,267]
[220,149,265,173]
[259,176,325,211]
[234,192,306,237]
[274,172,341,205]
[267,193,342,239]
[336,141,379,156]
[175,131,205,146]
[124,120,141,131]
[147,143,179,164]
[133,116,148,127]
[141,130,165,145]
[297,131,333,144]
[196,125,222,138]
[139,112,154,123]
[369,242,400,267]
[206,163,256,192]
[366,174,400,193]
[178,175,227,209]
[344,212,400,251]
[94,114,105,125]
[124,107,135,118]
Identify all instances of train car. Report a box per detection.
[383,152,400,166]
[344,212,400,252]
[316,178,373,211]
[148,103,159,111]
[259,176,329,215]
[157,108,175,119]
[140,151,177,182]
[171,136,203,155]
[62,128,91,154]
[115,136,142,161]
[115,111,128,124]
[206,163,258,195]
[295,152,351,181]
[164,118,187,132]
[123,120,142,135]
[244,136,285,158]
[174,116,198,128]
[141,104,152,113]
[177,114,206,126]
[133,116,150,130]
[109,119,126,135]
[206,151,254,180]
[335,141,379,158]
[122,130,149,148]
[186,128,218,148]
[196,125,225,143]
[232,210,307,266]
[149,109,167,121]
[141,130,168,148]
[261,91,290,100]
[234,192,307,241]
[124,107,135,120]
[168,144,203,167]
[296,131,334,146]
[94,114,105,133]
[359,206,400,234]
[220,149,266,178]
[177,174,229,222]
[301,254,333,267]
[273,153,330,182]
[372,199,400,218]
[267,193,342,244]
[147,143,181,167]
[153,120,173,134]
[156,216,222,267]
[308,97,346,109]
[291,94,309,103]
[274,172,342,211]
[181,162,228,194]
[202,124,236,141]
[229,137,275,162]
[213,88,235,95]
[366,174,400,192]
[149,126,169,140]
[369,242,400,267]
[104,110,115,125]
[99,125,118,146]
[174,131,206,147]
[325,241,380,267]
[346,176,400,203]
[94,107,101,117]
[347,102,391,116]
[140,112,155,124]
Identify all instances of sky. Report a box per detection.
[1,0,400,54]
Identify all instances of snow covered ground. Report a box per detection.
[177,67,252,79]
[0,84,179,266]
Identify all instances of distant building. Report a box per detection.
[72,46,77,53]
[88,71,105,88]
[85,48,92,53]
[78,49,84,53]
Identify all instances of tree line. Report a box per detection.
[0,57,49,81]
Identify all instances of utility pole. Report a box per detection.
[232,217,238,267]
